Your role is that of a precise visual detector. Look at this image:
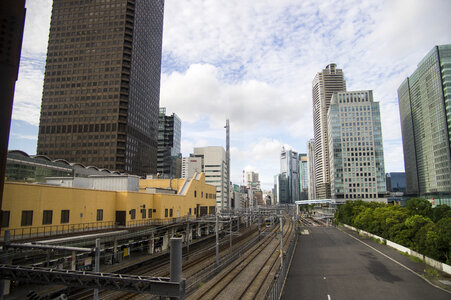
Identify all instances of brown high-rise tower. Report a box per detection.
[37,0,164,176]
[312,64,346,199]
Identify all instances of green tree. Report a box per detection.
[406,198,432,218]
[431,204,451,223]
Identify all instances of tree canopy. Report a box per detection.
[335,199,451,264]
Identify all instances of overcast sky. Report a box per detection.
[9,0,451,190]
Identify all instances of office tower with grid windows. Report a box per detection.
[307,139,316,200]
[193,146,229,210]
[157,108,181,178]
[312,64,346,199]
[328,90,386,201]
[36,0,164,176]
[398,45,451,197]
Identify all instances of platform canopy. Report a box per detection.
[295,199,344,205]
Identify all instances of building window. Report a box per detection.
[165,209,168,218]
[61,210,70,223]
[170,209,173,217]
[189,208,192,216]
[42,210,53,225]
[21,210,33,226]
[1,211,10,228]
[148,208,152,218]
[97,209,103,221]
[130,209,136,220]
[194,191,197,198]
[141,208,146,219]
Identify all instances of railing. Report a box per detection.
[265,226,298,300]
[125,216,197,228]
[1,221,116,241]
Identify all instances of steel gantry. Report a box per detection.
[0,264,185,297]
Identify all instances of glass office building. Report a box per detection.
[398,45,451,196]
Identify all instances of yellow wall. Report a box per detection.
[1,173,216,232]
[2,183,117,230]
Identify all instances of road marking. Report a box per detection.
[327,294,331,300]
[339,228,451,295]
[323,276,326,279]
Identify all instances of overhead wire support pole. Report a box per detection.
[229,216,232,255]
[215,213,219,267]
[94,238,100,300]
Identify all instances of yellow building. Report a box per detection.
[1,173,216,237]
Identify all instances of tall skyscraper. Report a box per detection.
[307,139,316,200]
[193,146,229,210]
[36,0,164,176]
[279,148,300,204]
[157,108,181,178]
[328,90,386,201]
[299,153,308,200]
[398,45,451,196]
[312,64,346,199]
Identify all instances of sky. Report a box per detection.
[8,0,451,190]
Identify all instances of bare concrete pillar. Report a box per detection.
[162,231,169,251]
[71,251,76,270]
[197,224,201,237]
[113,238,118,262]
[148,233,154,255]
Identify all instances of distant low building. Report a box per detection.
[386,172,406,194]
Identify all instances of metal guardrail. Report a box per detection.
[266,226,298,300]
[0,221,115,241]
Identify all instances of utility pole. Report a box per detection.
[94,238,100,300]
[215,213,219,267]
[229,216,232,255]
[279,216,284,267]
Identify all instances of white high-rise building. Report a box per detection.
[181,156,202,179]
[193,146,229,210]
[312,64,347,199]
[328,90,386,201]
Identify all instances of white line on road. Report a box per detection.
[327,294,331,300]
[339,228,451,295]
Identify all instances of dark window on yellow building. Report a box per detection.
[194,191,197,197]
[201,192,203,198]
[141,209,146,219]
[21,210,33,226]
[165,209,168,217]
[130,209,136,220]
[97,209,103,221]
[1,211,10,228]
[189,208,192,215]
[148,208,152,218]
[61,210,70,223]
[153,209,156,213]
[42,210,53,225]
[170,209,173,217]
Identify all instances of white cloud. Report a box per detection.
[11,0,451,189]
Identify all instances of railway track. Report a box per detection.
[68,223,262,300]
[187,216,294,300]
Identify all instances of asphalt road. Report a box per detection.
[282,226,450,300]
